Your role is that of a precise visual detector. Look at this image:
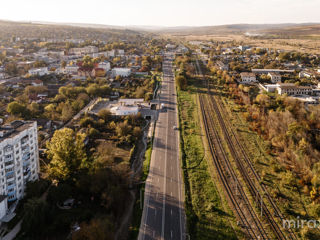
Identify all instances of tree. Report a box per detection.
[5,62,18,75]
[7,101,28,117]
[72,218,115,240]
[22,198,50,238]
[98,109,111,122]
[116,121,131,137]
[61,60,67,68]
[176,75,187,90]
[46,128,88,181]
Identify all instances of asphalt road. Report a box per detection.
[138,52,186,240]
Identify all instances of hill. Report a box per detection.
[155,23,320,37]
[0,20,143,41]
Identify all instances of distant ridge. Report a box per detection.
[1,19,320,36]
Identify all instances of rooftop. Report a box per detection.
[0,121,35,143]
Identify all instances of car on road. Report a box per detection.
[173,125,178,130]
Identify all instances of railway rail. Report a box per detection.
[200,95,269,239]
[196,57,297,239]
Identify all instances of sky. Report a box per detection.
[1,0,320,27]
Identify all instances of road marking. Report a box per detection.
[171,230,173,239]
[161,60,170,240]
[171,209,173,215]
[158,178,159,183]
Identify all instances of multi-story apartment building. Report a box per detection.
[0,121,39,205]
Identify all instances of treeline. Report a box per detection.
[174,54,195,90]
[211,68,320,204]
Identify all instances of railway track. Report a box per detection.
[214,95,298,240]
[200,95,269,239]
[195,57,297,239]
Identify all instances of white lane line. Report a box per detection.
[171,230,173,239]
[158,178,160,183]
[171,209,173,216]
[161,63,170,240]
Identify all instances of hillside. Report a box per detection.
[0,20,143,41]
[156,23,320,37]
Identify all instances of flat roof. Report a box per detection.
[0,121,35,143]
[252,69,295,73]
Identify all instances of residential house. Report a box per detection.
[28,67,49,76]
[92,68,106,77]
[98,61,111,71]
[64,65,79,75]
[112,68,131,77]
[216,61,229,70]
[31,80,43,87]
[268,72,281,83]
[78,68,92,78]
[299,71,313,78]
[240,72,256,83]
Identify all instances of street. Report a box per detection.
[138,52,186,240]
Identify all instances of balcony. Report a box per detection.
[8,195,16,202]
[4,155,13,163]
[7,190,16,196]
[7,184,15,190]
[23,161,30,167]
[6,163,14,172]
[6,173,15,180]
[23,171,31,180]
[22,153,30,161]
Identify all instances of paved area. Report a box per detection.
[138,52,186,240]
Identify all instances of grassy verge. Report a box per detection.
[177,79,241,240]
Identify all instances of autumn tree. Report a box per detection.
[46,128,88,181]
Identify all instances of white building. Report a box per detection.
[28,67,49,76]
[98,61,111,72]
[117,49,125,56]
[112,68,131,77]
[110,106,139,116]
[240,72,256,83]
[64,65,79,75]
[299,71,313,78]
[268,72,282,83]
[0,121,39,217]
[0,196,7,219]
[276,83,312,95]
[69,46,98,55]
